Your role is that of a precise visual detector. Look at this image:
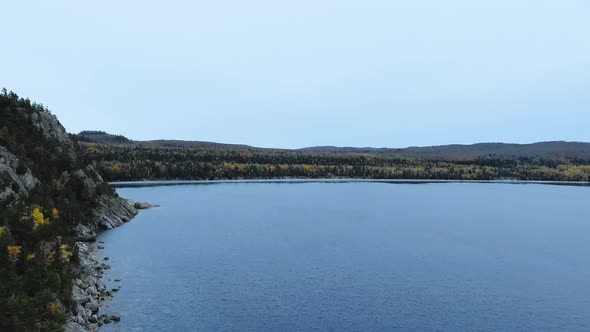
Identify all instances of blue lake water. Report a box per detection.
[99,182,590,331]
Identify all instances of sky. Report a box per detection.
[1,0,589,148]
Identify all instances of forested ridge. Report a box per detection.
[0,90,133,331]
[78,136,590,182]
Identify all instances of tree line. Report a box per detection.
[79,142,590,182]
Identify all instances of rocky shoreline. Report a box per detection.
[64,199,152,332]
[63,242,118,332]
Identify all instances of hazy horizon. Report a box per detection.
[2,1,589,148]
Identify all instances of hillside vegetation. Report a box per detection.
[78,138,590,182]
[0,90,135,331]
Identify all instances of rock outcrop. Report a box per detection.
[95,196,138,229]
[131,201,159,209]
[0,146,39,203]
[29,110,78,163]
[0,91,138,331]
[63,243,118,332]
[2,103,139,240]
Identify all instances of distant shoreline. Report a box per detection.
[111,178,590,188]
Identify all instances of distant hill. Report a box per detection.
[78,131,590,161]
[299,141,590,161]
[132,139,257,150]
[76,130,131,143]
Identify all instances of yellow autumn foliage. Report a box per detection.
[7,245,22,263]
[52,208,59,217]
[0,226,4,237]
[32,208,43,222]
[302,164,317,172]
[223,163,246,171]
[60,244,73,262]
[564,165,590,177]
[32,208,50,229]
[111,162,123,171]
[27,253,36,261]
[48,302,59,314]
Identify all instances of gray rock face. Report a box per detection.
[94,196,138,230]
[85,300,99,313]
[74,169,98,199]
[66,242,121,331]
[0,145,39,203]
[65,204,136,330]
[64,167,138,239]
[29,110,78,163]
[64,321,88,332]
[133,201,158,209]
[70,166,138,234]
[75,224,97,242]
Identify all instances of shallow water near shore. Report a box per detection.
[100,182,590,331]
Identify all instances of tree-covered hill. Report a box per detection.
[0,90,136,331]
[299,141,590,161]
[77,140,590,182]
[74,128,590,182]
[76,134,590,162]
[74,131,131,144]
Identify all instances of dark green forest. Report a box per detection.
[0,90,115,331]
[79,140,590,182]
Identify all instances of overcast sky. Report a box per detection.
[1,0,589,148]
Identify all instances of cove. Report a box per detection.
[99,182,590,331]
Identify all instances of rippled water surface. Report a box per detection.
[100,182,590,331]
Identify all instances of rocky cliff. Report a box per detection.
[0,145,39,202]
[0,92,137,238]
[0,90,136,331]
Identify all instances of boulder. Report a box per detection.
[64,322,87,332]
[133,201,156,209]
[85,300,99,313]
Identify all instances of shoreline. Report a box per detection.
[65,179,589,331]
[80,177,590,331]
[64,242,119,332]
[64,198,144,332]
[111,178,590,188]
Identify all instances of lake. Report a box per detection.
[99,181,590,331]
